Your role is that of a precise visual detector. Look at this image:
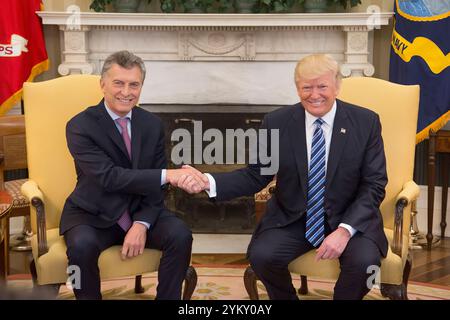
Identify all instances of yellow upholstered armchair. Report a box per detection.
[22,75,197,298]
[245,77,420,300]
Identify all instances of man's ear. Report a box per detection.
[335,79,341,97]
[99,78,105,92]
[295,82,302,98]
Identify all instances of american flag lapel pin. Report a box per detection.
[340,128,346,134]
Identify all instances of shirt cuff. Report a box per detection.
[204,173,216,198]
[339,223,357,237]
[161,169,167,185]
[134,221,150,229]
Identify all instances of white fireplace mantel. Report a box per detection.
[38,11,392,27]
[39,12,393,105]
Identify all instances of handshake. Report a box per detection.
[166,165,210,194]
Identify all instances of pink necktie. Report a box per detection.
[116,118,132,231]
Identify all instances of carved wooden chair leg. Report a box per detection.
[134,275,145,293]
[244,266,259,300]
[402,253,412,299]
[380,283,404,300]
[29,259,38,287]
[380,254,412,300]
[182,266,198,300]
[298,275,309,295]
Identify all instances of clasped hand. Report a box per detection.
[166,165,209,194]
[315,227,351,261]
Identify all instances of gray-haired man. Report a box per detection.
[62,50,207,300]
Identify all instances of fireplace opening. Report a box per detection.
[147,106,279,234]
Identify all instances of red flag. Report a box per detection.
[0,0,49,115]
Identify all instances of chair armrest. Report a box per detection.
[392,181,420,256]
[254,179,277,223]
[21,180,44,202]
[21,180,48,257]
[396,181,420,204]
[255,179,277,201]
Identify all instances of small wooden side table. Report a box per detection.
[0,190,13,284]
[427,129,450,250]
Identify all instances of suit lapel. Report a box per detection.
[288,104,309,199]
[325,100,349,191]
[130,109,142,169]
[96,100,131,162]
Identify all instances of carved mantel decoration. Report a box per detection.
[178,32,256,61]
[38,12,393,105]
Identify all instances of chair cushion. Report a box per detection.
[32,228,162,285]
[288,228,408,285]
[5,179,30,208]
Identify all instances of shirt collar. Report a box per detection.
[104,100,132,121]
[304,100,337,129]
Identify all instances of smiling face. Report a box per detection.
[100,63,143,117]
[296,71,340,118]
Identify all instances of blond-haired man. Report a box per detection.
[179,54,388,300]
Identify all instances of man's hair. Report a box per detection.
[294,54,341,86]
[101,50,146,81]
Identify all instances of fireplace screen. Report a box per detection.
[154,110,268,234]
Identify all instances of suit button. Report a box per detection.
[277,223,281,227]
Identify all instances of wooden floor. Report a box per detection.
[409,237,450,286]
[8,237,450,287]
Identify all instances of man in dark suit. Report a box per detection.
[62,50,207,300]
[178,54,388,300]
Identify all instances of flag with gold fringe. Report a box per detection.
[389,0,450,143]
[0,0,49,115]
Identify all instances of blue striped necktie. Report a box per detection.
[305,118,326,247]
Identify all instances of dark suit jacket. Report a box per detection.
[212,99,389,257]
[60,100,167,235]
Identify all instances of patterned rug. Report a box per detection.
[5,266,450,300]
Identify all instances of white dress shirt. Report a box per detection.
[104,103,167,230]
[206,101,356,237]
[304,102,356,237]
